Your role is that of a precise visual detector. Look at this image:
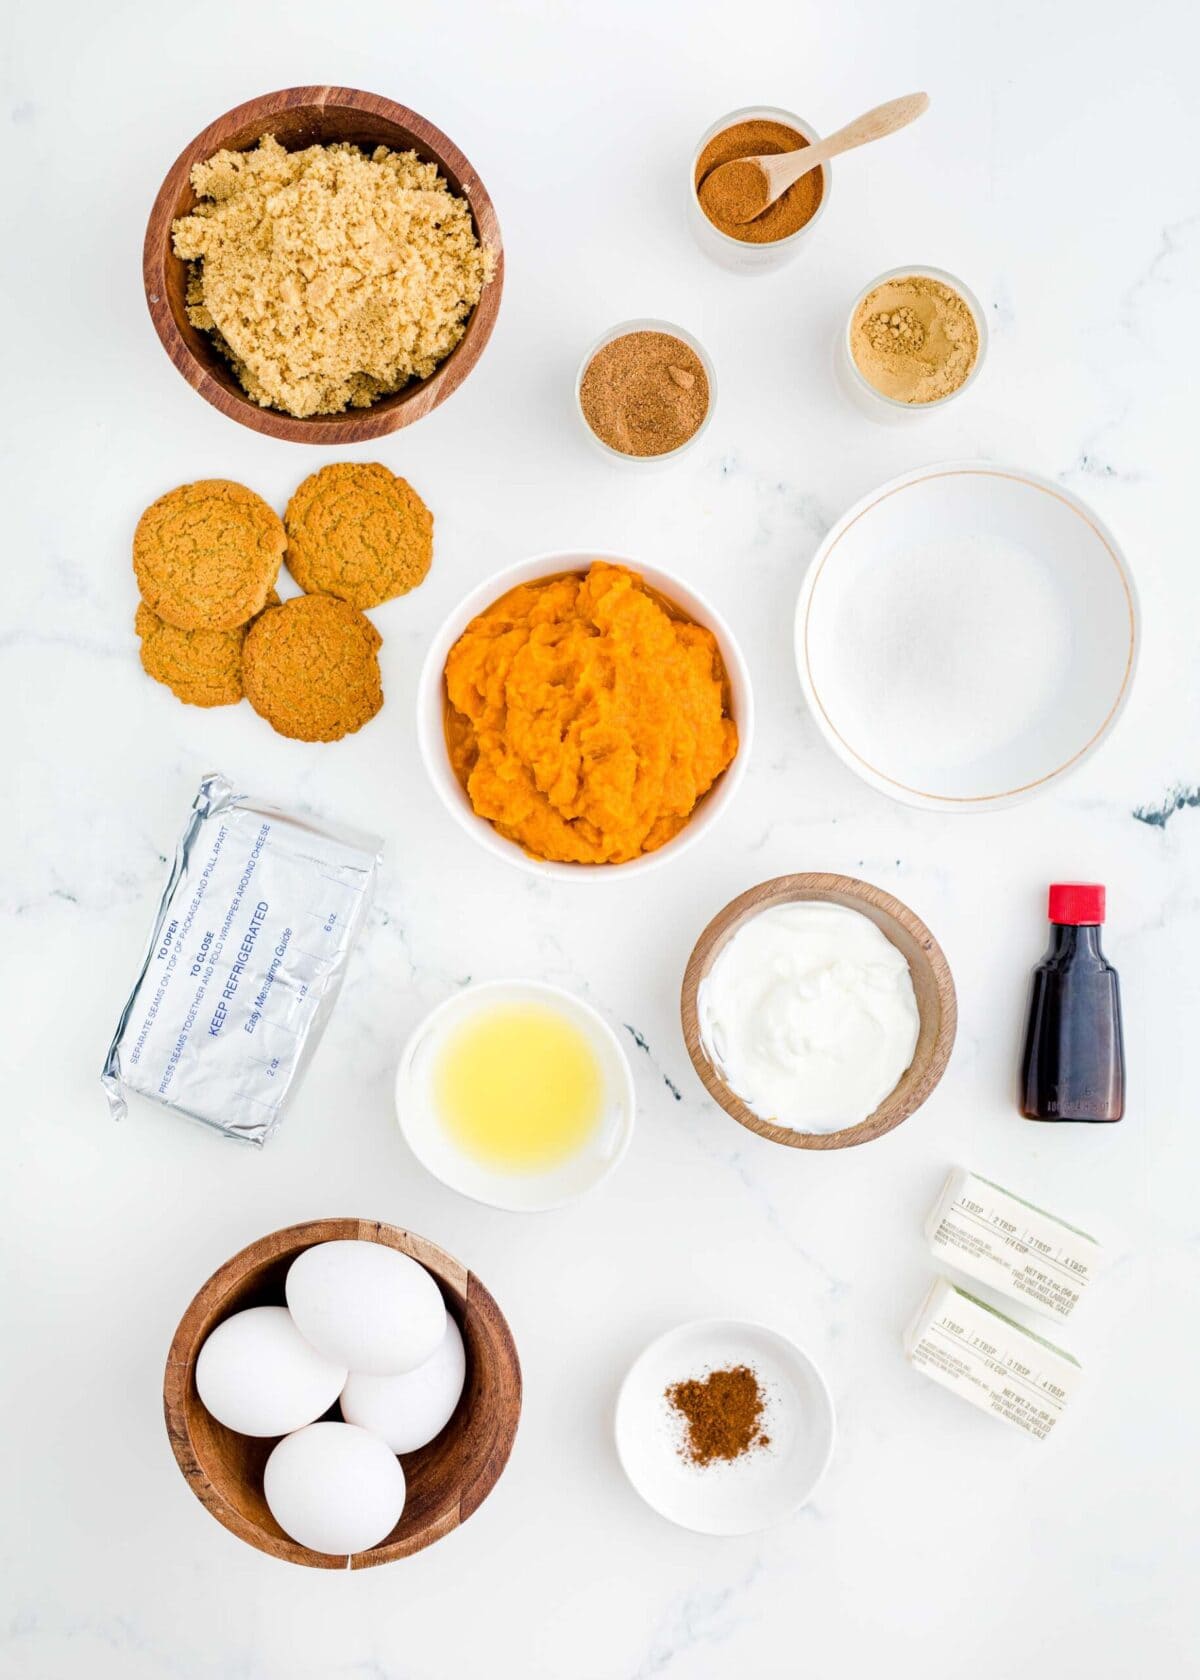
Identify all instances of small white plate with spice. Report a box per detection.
[614,1319,835,1535]
[795,462,1138,810]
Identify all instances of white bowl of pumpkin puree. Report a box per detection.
[418,553,753,877]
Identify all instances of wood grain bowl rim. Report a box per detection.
[680,873,957,1151]
[143,86,505,443]
[163,1218,521,1569]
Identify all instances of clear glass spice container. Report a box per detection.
[689,106,832,273]
[836,264,988,422]
[574,318,717,465]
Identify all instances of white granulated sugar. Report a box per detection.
[832,532,1073,773]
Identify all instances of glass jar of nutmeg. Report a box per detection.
[575,319,716,463]
[690,106,832,272]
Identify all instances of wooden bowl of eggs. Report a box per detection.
[163,1219,521,1568]
[681,873,957,1151]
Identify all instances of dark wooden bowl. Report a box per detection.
[143,87,504,443]
[164,1219,521,1568]
[681,873,957,1151]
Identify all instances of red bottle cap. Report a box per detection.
[1048,882,1105,925]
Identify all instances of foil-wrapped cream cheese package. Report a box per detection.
[926,1167,1103,1322]
[102,772,382,1146]
[906,1278,1083,1441]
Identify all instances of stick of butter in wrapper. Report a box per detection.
[905,1278,1083,1441]
[926,1167,1103,1323]
[102,771,382,1146]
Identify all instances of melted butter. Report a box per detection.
[433,1002,604,1170]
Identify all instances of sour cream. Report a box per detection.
[697,901,920,1133]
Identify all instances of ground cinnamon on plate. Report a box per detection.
[695,119,823,243]
[665,1365,770,1466]
[579,331,710,457]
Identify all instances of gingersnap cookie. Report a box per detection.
[133,479,285,631]
[242,594,384,742]
[284,463,433,609]
[135,592,280,708]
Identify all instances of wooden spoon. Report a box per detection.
[702,93,930,224]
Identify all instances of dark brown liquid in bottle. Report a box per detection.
[1020,923,1124,1122]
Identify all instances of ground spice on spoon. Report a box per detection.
[666,1364,770,1465]
[579,330,710,457]
[699,160,772,227]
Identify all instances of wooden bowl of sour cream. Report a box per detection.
[680,873,956,1150]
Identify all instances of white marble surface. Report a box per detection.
[3,1,1198,1674]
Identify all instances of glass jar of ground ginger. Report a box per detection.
[838,265,988,421]
[690,106,832,272]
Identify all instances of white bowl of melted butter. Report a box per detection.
[396,980,635,1211]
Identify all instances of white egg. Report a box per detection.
[264,1422,406,1555]
[341,1315,467,1453]
[195,1306,346,1437]
[285,1240,446,1376]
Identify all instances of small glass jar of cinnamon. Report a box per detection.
[690,106,832,273]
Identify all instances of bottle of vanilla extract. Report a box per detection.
[1019,883,1125,1123]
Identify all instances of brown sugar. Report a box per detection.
[696,119,823,243]
[173,136,494,419]
[665,1365,770,1466]
[579,331,710,457]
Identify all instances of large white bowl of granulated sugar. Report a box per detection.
[795,461,1138,810]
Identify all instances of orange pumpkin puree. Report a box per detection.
[443,563,738,865]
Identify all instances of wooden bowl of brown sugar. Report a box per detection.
[144,87,504,444]
[163,1218,521,1568]
[681,873,956,1150]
